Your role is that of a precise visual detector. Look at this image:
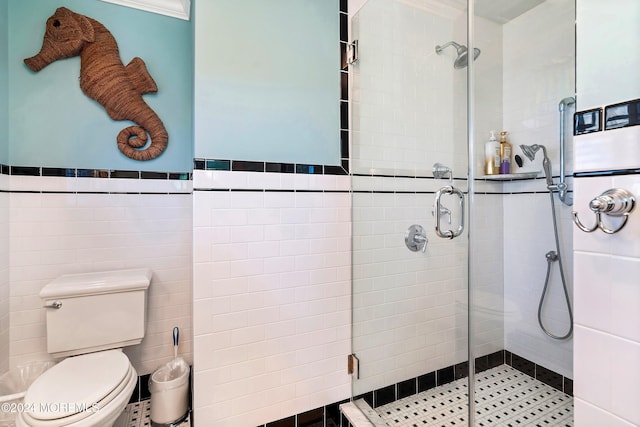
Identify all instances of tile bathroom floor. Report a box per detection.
[375,365,573,427]
[114,400,191,427]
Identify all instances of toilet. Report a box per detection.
[17,268,152,427]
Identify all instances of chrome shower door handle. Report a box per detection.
[434,186,465,239]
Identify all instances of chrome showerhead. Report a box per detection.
[435,41,481,69]
[520,144,554,186]
[520,143,542,162]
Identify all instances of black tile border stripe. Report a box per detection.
[574,168,640,178]
[193,158,349,176]
[5,190,193,196]
[191,188,559,196]
[0,164,192,180]
[252,349,572,427]
[1,168,565,197]
[193,189,351,194]
[10,166,40,176]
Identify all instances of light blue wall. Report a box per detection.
[8,0,193,171]
[194,0,341,165]
[0,0,8,165]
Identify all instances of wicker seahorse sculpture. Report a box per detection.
[24,7,168,161]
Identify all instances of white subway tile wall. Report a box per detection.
[350,0,464,179]
[193,171,352,426]
[352,188,470,395]
[502,186,574,378]
[501,0,576,378]
[471,193,505,359]
[572,129,640,427]
[8,176,193,375]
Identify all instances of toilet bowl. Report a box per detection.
[17,269,152,427]
[16,350,137,427]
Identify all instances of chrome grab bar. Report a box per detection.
[434,186,464,239]
[558,97,575,206]
[572,188,635,234]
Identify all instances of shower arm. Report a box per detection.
[558,97,575,206]
[435,41,461,54]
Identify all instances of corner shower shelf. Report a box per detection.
[482,171,540,180]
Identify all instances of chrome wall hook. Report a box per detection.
[572,188,635,234]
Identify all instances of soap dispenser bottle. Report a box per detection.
[484,130,500,175]
[499,131,512,174]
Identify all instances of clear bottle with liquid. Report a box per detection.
[499,131,512,174]
[484,130,500,175]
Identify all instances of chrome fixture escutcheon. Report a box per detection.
[405,224,428,252]
[572,188,635,234]
[432,163,453,183]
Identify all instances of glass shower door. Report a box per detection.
[469,0,576,425]
[350,0,471,424]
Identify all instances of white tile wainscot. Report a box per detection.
[192,169,352,426]
[573,127,640,426]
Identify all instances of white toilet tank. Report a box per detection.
[39,268,152,358]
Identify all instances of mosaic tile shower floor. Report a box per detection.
[114,400,191,427]
[374,365,573,427]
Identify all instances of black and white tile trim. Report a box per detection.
[574,167,640,178]
[257,351,572,427]
[574,97,640,134]
[115,400,191,427]
[1,164,191,180]
[193,158,349,176]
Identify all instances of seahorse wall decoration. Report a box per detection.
[24,7,168,161]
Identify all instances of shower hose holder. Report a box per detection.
[572,188,635,234]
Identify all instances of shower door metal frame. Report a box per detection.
[466,0,477,424]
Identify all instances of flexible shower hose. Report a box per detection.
[537,190,574,340]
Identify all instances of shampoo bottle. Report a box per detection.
[484,130,500,175]
[499,131,512,174]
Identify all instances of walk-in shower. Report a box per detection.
[435,41,481,69]
[520,143,574,340]
[348,0,576,425]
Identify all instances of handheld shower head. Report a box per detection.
[520,144,542,162]
[520,144,553,186]
[435,41,481,69]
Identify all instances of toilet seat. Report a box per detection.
[18,350,137,427]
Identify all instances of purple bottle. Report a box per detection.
[499,131,512,174]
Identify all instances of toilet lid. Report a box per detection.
[24,350,130,421]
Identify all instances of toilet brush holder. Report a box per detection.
[149,327,190,425]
